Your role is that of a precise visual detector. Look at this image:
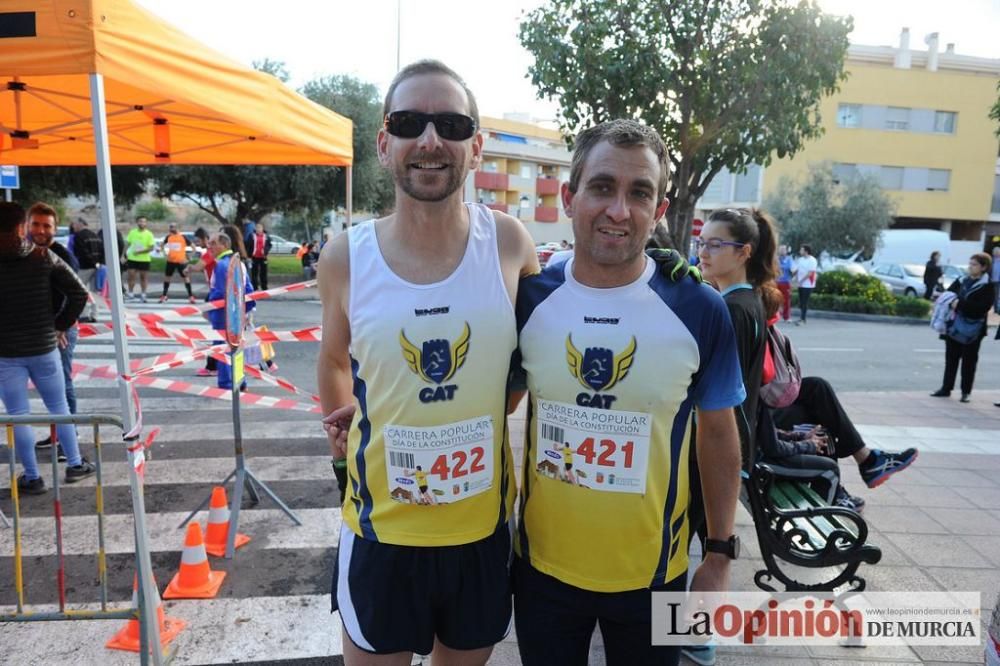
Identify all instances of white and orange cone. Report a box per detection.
[106,572,186,652]
[204,486,251,557]
[163,522,226,599]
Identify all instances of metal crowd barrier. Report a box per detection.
[2,413,167,665]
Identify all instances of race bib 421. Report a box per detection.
[535,399,652,495]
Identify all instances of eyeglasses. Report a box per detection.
[383,111,478,141]
[694,238,746,254]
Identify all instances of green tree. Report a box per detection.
[133,199,174,222]
[301,74,394,215]
[763,161,895,260]
[519,0,852,250]
[14,166,148,209]
[151,66,391,230]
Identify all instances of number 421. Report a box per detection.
[576,438,634,468]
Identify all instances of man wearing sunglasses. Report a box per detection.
[317,60,539,665]
[509,120,744,666]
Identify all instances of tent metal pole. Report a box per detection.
[88,74,135,430]
[89,73,164,665]
[346,165,353,227]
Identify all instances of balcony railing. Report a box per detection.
[474,172,509,191]
[534,206,560,223]
[536,178,560,195]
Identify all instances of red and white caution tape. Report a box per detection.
[135,280,317,324]
[209,351,320,403]
[71,362,321,414]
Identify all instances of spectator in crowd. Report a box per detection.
[0,202,95,494]
[125,216,155,302]
[923,251,943,300]
[159,222,196,303]
[249,223,272,291]
[301,241,319,279]
[931,252,996,403]
[98,223,127,294]
[205,232,254,390]
[792,243,818,325]
[71,219,102,322]
[27,202,86,455]
[776,244,793,321]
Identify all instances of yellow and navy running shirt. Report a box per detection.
[343,204,517,547]
[514,257,745,592]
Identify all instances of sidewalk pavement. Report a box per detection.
[496,389,1000,666]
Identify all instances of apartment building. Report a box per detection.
[463,114,573,243]
[699,30,1000,251]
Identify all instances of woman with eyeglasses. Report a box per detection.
[681,209,781,666]
[696,209,782,469]
[931,252,996,403]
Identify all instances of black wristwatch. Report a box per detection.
[704,535,740,560]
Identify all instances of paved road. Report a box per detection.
[261,298,1000,395]
[2,295,997,664]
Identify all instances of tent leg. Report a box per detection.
[88,73,135,431]
[89,73,163,666]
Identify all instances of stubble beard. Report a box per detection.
[391,160,465,204]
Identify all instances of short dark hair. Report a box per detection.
[382,60,480,127]
[567,119,672,202]
[0,201,26,233]
[27,202,58,222]
[801,244,813,255]
[971,252,992,274]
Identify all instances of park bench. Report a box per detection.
[742,462,882,592]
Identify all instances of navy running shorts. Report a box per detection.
[332,522,512,655]
[513,556,685,666]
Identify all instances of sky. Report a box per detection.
[136,0,998,123]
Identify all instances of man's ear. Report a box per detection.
[561,181,574,218]
[376,129,390,167]
[468,131,483,171]
[654,197,670,221]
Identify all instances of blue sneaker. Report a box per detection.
[681,644,716,666]
[860,448,917,488]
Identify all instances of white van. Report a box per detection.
[865,230,951,267]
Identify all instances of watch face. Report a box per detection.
[730,535,741,559]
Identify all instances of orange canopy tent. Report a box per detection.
[0,0,353,166]
[1,5,353,656]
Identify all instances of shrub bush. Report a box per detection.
[815,271,894,304]
[892,296,932,318]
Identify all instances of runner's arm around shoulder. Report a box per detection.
[317,236,355,454]
[494,210,541,284]
[691,406,741,592]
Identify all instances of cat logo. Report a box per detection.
[565,334,636,409]
[400,322,471,403]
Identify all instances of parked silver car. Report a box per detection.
[870,262,926,297]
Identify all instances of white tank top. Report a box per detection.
[343,203,518,546]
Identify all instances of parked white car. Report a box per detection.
[267,234,300,254]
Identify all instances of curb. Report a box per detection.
[798,310,930,325]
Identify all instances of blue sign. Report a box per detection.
[0,165,19,189]
[224,257,246,348]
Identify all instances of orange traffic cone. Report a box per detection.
[204,486,251,557]
[107,572,186,652]
[163,522,226,599]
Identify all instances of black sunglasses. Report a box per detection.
[384,111,478,141]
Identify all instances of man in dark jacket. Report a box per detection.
[71,218,102,322]
[28,203,87,455]
[0,202,95,494]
